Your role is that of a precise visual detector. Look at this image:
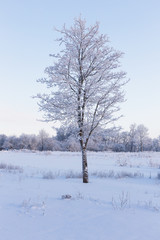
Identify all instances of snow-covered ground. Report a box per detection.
[0,150,160,240]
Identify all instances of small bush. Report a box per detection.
[157,172,160,179]
[148,160,160,168]
[116,158,128,167]
[133,172,144,178]
[42,171,57,179]
[21,198,46,215]
[61,194,72,199]
[91,170,115,178]
[65,170,82,179]
[112,191,130,210]
[138,200,160,212]
[75,192,84,200]
[90,170,144,179]
[116,171,144,179]
[0,163,23,173]
[116,171,133,178]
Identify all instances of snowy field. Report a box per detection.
[0,150,160,240]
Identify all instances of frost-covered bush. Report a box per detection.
[157,173,160,179]
[0,163,23,173]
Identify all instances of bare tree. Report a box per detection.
[35,17,128,183]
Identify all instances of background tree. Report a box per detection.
[35,17,128,183]
[37,129,49,151]
[0,135,7,150]
[136,124,148,151]
[128,124,138,152]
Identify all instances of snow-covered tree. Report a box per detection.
[119,131,130,151]
[101,127,122,151]
[152,137,160,151]
[128,124,138,152]
[2,136,17,150]
[35,17,128,183]
[0,134,7,150]
[136,124,149,151]
[37,129,49,151]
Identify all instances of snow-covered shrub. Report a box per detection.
[112,191,130,210]
[116,171,144,179]
[65,170,82,179]
[21,198,46,215]
[42,171,60,179]
[157,173,160,179]
[148,160,160,168]
[75,192,84,200]
[91,170,115,178]
[0,163,23,173]
[61,194,72,199]
[116,157,128,167]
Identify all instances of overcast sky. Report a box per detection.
[0,0,160,137]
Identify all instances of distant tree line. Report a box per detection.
[0,124,160,152]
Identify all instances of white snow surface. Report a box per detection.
[0,150,160,240]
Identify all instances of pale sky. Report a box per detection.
[0,0,160,137]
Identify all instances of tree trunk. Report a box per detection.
[82,147,89,183]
